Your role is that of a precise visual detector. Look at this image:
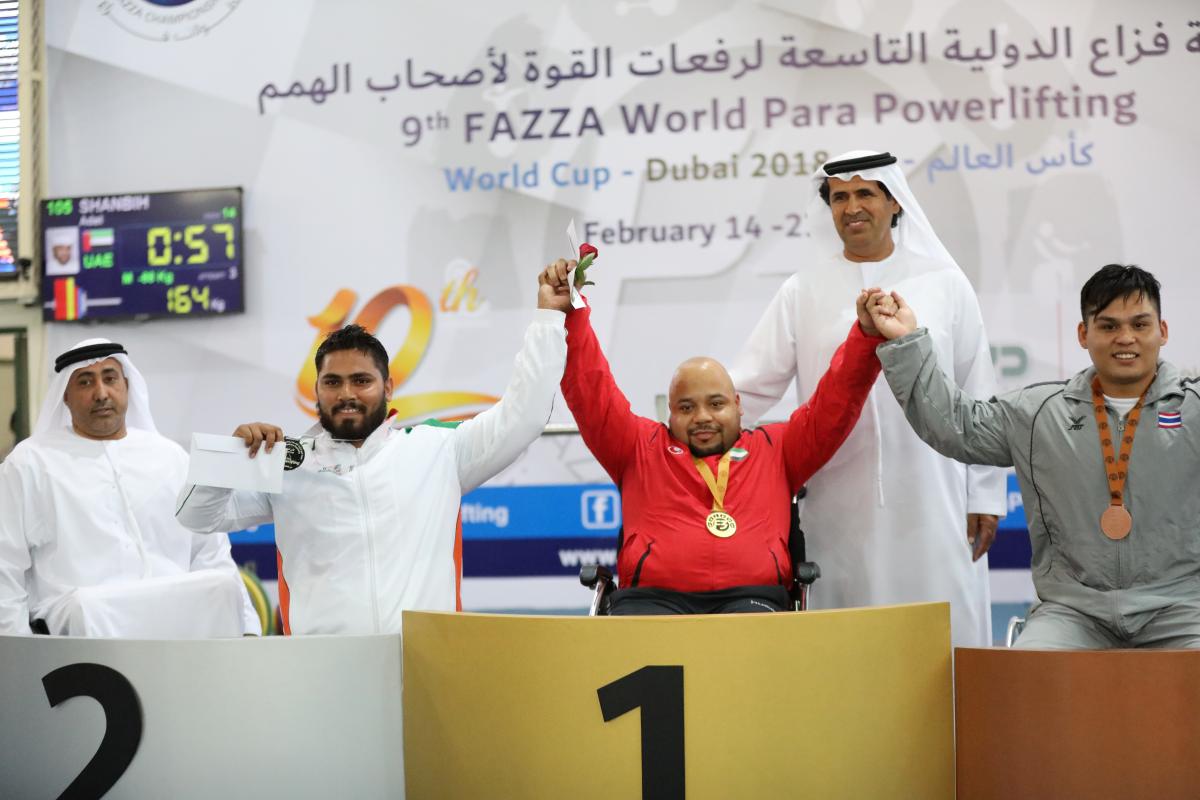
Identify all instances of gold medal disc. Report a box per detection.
[706,511,737,538]
[1100,505,1132,540]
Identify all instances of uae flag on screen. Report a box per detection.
[82,228,114,252]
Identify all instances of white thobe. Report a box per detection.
[0,427,258,636]
[730,250,1007,647]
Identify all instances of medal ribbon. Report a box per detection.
[692,452,732,512]
[1089,376,1147,511]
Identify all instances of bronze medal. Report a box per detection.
[1100,505,1132,540]
[706,510,737,538]
[1090,376,1147,543]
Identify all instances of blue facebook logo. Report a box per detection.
[581,489,621,530]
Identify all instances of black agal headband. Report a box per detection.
[823,152,897,176]
[54,342,127,373]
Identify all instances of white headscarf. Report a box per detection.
[807,149,960,270]
[34,338,158,437]
[45,227,77,248]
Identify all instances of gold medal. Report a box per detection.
[693,451,738,538]
[706,510,737,538]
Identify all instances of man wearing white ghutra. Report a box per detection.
[0,339,258,637]
[731,151,1006,647]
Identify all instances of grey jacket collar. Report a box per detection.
[1061,360,1183,404]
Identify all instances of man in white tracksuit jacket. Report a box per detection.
[176,277,568,635]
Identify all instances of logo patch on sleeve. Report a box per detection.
[284,437,307,471]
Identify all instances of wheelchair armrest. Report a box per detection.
[579,564,613,590]
[794,561,821,586]
[581,565,616,616]
[1005,616,1026,648]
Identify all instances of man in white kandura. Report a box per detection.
[730,150,1006,647]
[176,274,568,635]
[0,339,259,637]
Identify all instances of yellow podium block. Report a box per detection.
[403,603,952,799]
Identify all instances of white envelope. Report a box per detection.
[187,432,285,494]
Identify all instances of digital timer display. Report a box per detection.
[41,187,244,321]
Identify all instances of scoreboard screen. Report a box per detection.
[41,187,244,321]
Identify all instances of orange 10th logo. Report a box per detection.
[440,262,486,313]
[295,286,498,423]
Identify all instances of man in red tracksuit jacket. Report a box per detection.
[540,260,887,614]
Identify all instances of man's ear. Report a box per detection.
[384,378,395,399]
[1160,319,1169,346]
[735,392,744,420]
[1077,321,1088,349]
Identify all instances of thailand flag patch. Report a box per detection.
[1159,411,1182,429]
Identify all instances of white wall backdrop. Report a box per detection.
[41,0,1200,476]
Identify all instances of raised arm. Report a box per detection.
[778,294,885,491]
[871,292,1015,468]
[531,259,650,484]
[729,275,800,425]
[556,285,649,485]
[453,272,568,493]
[948,276,1009,516]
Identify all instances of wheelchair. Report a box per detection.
[579,489,821,616]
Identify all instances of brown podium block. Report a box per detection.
[955,647,1200,799]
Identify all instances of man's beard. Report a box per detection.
[687,426,728,458]
[317,398,389,441]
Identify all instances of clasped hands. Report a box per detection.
[855,287,918,340]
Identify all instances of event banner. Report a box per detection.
[45,0,1200,443]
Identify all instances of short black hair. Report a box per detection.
[1079,264,1161,323]
[314,324,390,379]
[819,178,904,228]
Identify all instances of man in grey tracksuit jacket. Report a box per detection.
[867,264,1200,649]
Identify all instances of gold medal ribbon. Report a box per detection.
[693,451,732,512]
[1089,375,1147,540]
[694,451,737,537]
